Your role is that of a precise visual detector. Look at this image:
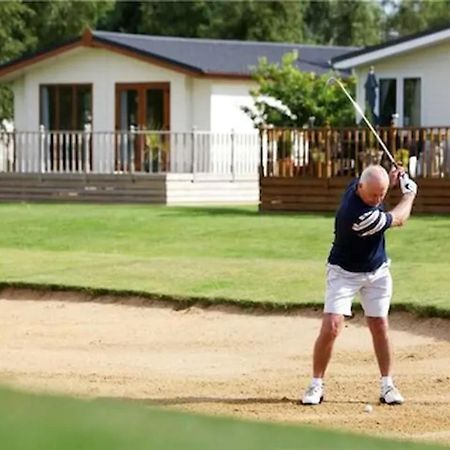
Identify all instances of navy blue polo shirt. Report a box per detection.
[328,179,393,273]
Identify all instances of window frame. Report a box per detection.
[402,77,422,127]
[39,83,93,131]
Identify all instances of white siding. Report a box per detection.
[13,47,189,133]
[9,45,261,174]
[12,76,25,130]
[166,173,259,204]
[11,47,260,134]
[210,80,257,132]
[13,47,192,171]
[190,78,211,130]
[355,39,450,126]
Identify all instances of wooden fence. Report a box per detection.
[260,126,450,179]
[260,126,450,214]
[260,177,450,214]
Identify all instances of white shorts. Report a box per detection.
[324,261,392,317]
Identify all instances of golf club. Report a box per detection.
[326,76,399,168]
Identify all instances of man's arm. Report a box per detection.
[389,193,416,227]
[389,172,418,228]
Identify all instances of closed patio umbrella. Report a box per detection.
[364,66,378,125]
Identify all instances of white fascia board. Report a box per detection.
[334,28,450,69]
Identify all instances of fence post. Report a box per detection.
[191,126,197,180]
[83,124,91,174]
[230,128,235,181]
[258,127,265,178]
[325,124,331,178]
[129,125,136,174]
[39,124,45,175]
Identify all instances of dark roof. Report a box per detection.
[332,22,450,64]
[93,31,357,76]
[0,30,357,79]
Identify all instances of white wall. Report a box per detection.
[190,78,211,130]
[10,45,260,173]
[14,47,189,133]
[13,47,191,171]
[12,77,25,130]
[210,80,258,132]
[355,39,450,127]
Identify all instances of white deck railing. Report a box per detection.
[0,127,261,176]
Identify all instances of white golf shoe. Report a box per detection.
[301,383,324,405]
[380,385,404,405]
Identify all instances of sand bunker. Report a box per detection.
[0,291,449,445]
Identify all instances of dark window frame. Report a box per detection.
[115,82,170,131]
[39,83,93,131]
[379,78,397,126]
[403,78,421,127]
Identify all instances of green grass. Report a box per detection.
[0,387,447,450]
[0,203,449,314]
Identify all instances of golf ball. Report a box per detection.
[364,404,373,413]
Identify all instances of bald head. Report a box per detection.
[360,165,389,187]
[358,165,389,206]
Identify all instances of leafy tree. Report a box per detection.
[97,1,143,34]
[244,51,356,128]
[101,0,305,43]
[303,0,384,46]
[0,1,35,123]
[0,1,113,123]
[198,1,305,42]
[25,1,114,49]
[138,1,216,37]
[384,0,450,37]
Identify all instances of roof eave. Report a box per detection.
[0,28,206,81]
[200,72,252,80]
[0,38,82,82]
[333,27,450,69]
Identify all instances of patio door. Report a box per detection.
[115,83,170,171]
[40,84,93,172]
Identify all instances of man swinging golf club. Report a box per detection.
[302,164,418,405]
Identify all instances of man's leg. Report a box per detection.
[313,313,345,377]
[366,316,391,376]
[302,313,344,405]
[302,265,361,405]
[362,266,403,404]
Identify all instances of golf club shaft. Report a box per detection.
[327,77,398,168]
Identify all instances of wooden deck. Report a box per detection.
[0,173,258,205]
[260,177,450,214]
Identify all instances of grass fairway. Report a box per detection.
[0,387,447,450]
[0,203,449,314]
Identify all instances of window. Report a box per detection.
[403,78,421,126]
[379,79,396,126]
[146,89,164,130]
[40,84,92,131]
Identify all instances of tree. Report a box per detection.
[101,0,305,43]
[384,0,450,37]
[138,1,216,37]
[25,1,114,49]
[303,0,384,46]
[199,1,305,42]
[0,2,35,123]
[98,1,144,34]
[244,51,356,128]
[0,1,114,123]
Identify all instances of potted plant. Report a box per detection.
[393,148,409,168]
[276,129,294,176]
[144,133,163,172]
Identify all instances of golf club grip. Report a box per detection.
[328,77,399,169]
